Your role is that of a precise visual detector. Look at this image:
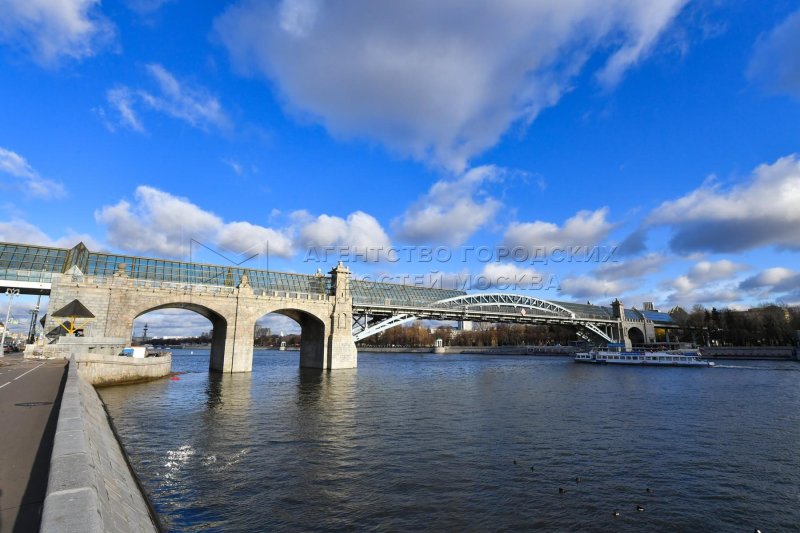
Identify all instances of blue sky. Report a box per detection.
[1,0,800,336]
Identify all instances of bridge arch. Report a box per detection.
[130,301,229,371]
[245,303,332,369]
[627,326,645,345]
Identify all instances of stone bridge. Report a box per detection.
[43,263,357,372]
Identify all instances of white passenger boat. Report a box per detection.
[574,346,714,367]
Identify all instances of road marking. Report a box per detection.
[13,363,44,381]
[0,381,11,389]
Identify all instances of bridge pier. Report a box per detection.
[325,263,358,369]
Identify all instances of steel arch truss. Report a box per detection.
[429,293,577,318]
[577,322,613,343]
[352,293,614,344]
[352,313,416,342]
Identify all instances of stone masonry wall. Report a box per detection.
[45,270,359,372]
[75,353,172,386]
[41,358,158,533]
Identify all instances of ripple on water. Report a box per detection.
[99,351,800,532]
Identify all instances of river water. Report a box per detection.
[99,350,800,532]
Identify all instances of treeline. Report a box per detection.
[357,322,579,348]
[255,333,300,347]
[149,332,302,347]
[669,304,800,346]
[148,333,211,347]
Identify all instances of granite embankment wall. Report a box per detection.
[75,353,172,386]
[702,346,797,360]
[41,359,159,533]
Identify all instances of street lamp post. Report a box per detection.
[1,288,21,357]
[27,294,41,344]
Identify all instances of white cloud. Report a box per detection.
[0,0,114,66]
[96,186,222,257]
[668,259,748,292]
[660,259,753,308]
[687,259,749,283]
[504,208,615,252]
[95,186,293,259]
[131,307,304,338]
[479,263,546,291]
[393,165,502,246]
[739,267,800,298]
[222,159,244,176]
[217,221,293,259]
[649,154,800,253]
[278,0,320,38]
[559,275,630,299]
[105,64,231,133]
[595,253,670,281]
[215,0,688,170]
[256,313,301,334]
[132,309,213,338]
[664,285,742,308]
[105,87,144,132]
[596,1,688,87]
[0,147,65,199]
[747,9,800,99]
[0,218,98,249]
[0,218,53,245]
[297,211,391,262]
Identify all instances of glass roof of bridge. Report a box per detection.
[0,242,69,284]
[351,280,465,306]
[555,300,674,324]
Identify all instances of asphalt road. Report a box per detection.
[0,355,67,533]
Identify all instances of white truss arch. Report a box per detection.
[352,313,415,342]
[430,293,576,318]
[351,292,603,342]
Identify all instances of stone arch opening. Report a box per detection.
[133,303,228,371]
[627,326,645,346]
[254,308,328,369]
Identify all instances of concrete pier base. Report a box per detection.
[75,354,172,386]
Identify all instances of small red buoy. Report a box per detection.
[171,376,180,381]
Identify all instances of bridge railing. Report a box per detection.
[49,273,331,301]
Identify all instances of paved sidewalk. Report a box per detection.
[0,355,67,533]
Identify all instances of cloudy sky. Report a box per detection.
[1,0,799,336]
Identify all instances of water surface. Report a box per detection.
[100,350,800,531]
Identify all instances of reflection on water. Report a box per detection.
[100,350,800,532]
